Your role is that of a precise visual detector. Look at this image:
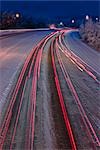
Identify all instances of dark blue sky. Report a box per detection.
[1,1,99,21]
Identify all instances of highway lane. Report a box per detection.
[0,30,51,112]
[0,29,99,149]
[56,32,100,148]
[64,30,100,75]
[0,31,73,150]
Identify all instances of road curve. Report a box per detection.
[0,29,99,150]
[0,31,74,150]
[64,30,100,75]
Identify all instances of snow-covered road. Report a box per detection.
[0,30,51,112]
[64,31,100,75]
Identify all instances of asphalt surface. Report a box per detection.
[0,30,51,112]
[0,29,99,149]
[64,31,100,75]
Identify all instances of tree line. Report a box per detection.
[0,12,47,29]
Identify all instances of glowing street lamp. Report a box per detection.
[15,13,20,18]
[96,17,99,21]
[71,19,75,23]
[86,15,89,20]
[60,22,63,26]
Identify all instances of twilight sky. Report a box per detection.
[0,1,99,22]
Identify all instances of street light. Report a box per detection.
[96,17,99,21]
[15,13,20,18]
[71,19,75,23]
[60,22,63,26]
[86,15,89,20]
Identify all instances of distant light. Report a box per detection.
[96,17,98,21]
[49,24,56,29]
[16,13,20,18]
[60,22,63,26]
[72,19,75,23]
[86,15,89,20]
